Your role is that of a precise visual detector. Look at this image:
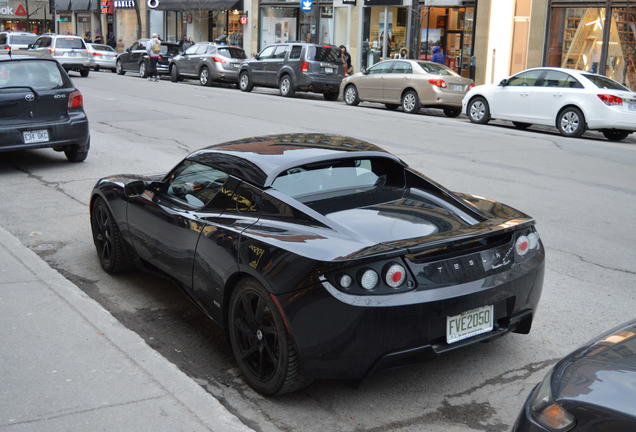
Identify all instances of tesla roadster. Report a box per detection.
[89,133,545,395]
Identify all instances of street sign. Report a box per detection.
[239,15,248,25]
[15,4,26,15]
[300,0,312,13]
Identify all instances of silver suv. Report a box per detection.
[31,34,91,77]
[0,31,38,51]
[169,43,246,86]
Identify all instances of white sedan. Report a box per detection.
[462,67,636,141]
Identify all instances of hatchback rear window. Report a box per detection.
[161,44,180,56]
[218,47,246,59]
[10,35,37,45]
[0,60,66,90]
[417,62,459,77]
[55,38,86,49]
[91,44,114,52]
[582,74,629,91]
[307,46,341,63]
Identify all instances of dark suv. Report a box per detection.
[116,39,180,78]
[238,42,344,100]
[0,52,90,162]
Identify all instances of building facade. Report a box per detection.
[0,0,53,33]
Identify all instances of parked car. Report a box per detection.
[87,43,117,72]
[89,133,544,395]
[0,31,38,51]
[238,43,344,100]
[514,319,636,432]
[169,42,246,86]
[0,52,90,161]
[463,67,636,141]
[30,34,91,77]
[116,39,180,78]
[342,60,474,116]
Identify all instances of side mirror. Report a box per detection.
[361,67,368,75]
[499,78,508,86]
[126,48,131,53]
[124,180,146,198]
[254,54,260,60]
[27,43,34,49]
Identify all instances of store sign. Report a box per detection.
[0,4,27,16]
[114,0,135,7]
[15,4,25,15]
[300,0,312,12]
[101,0,114,13]
[239,15,248,25]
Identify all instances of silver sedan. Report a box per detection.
[87,43,117,72]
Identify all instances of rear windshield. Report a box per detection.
[161,44,180,56]
[10,34,37,45]
[307,46,341,63]
[91,44,114,52]
[55,38,86,49]
[271,158,404,202]
[218,47,246,59]
[0,60,66,90]
[583,74,629,91]
[417,62,459,77]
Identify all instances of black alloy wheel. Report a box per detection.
[200,66,212,86]
[228,278,309,395]
[279,75,295,97]
[602,129,631,142]
[385,103,399,110]
[170,64,179,82]
[239,71,253,92]
[467,96,491,124]
[557,106,586,138]
[139,61,147,78]
[80,68,89,78]
[443,107,461,118]
[401,89,421,114]
[344,84,360,106]
[116,60,125,75]
[64,138,89,162]
[512,121,532,129]
[323,91,339,101]
[90,198,130,273]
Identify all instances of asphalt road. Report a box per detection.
[1,70,635,432]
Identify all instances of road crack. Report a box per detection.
[548,246,636,276]
[12,166,87,207]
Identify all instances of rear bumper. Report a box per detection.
[57,58,91,69]
[211,65,240,82]
[92,58,116,69]
[422,87,465,108]
[0,115,89,152]
[586,106,636,131]
[296,73,343,93]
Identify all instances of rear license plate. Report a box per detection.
[23,129,49,144]
[325,67,334,74]
[232,63,239,68]
[450,84,464,92]
[629,103,636,111]
[446,305,494,344]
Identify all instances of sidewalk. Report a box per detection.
[0,225,252,432]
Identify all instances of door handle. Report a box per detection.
[553,93,563,97]
[520,93,529,97]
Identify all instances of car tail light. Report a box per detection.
[597,94,623,106]
[429,79,447,88]
[515,235,530,256]
[4,46,10,50]
[211,55,227,63]
[301,61,309,73]
[92,52,102,56]
[48,48,56,54]
[68,90,83,109]
[384,263,406,288]
[359,269,379,290]
[468,83,475,90]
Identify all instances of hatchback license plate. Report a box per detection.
[450,84,464,92]
[446,305,493,344]
[325,67,334,74]
[23,130,49,144]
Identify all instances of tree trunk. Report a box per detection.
[134,0,142,39]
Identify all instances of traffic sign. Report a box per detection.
[15,4,26,15]
[300,0,312,12]
[239,15,248,25]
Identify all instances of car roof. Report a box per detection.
[2,31,37,35]
[0,51,56,61]
[188,133,404,188]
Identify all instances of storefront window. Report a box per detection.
[260,7,297,48]
[76,13,91,40]
[605,8,636,90]
[165,11,184,42]
[361,7,407,70]
[228,11,244,47]
[319,6,334,44]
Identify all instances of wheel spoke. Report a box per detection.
[257,349,264,378]
[241,295,256,326]
[240,344,258,361]
[263,338,278,365]
[254,296,265,323]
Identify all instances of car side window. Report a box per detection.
[206,45,216,55]
[273,45,289,59]
[391,61,412,74]
[164,160,229,209]
[184,44,198,55]
[258,46,276,59]
[289,45,302,59]
[34,37,49,48]
[368,61,393,74]
[539,70,583,88]
[0,34,6,45]
[507,70,543,86]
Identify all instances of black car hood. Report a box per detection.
[554,320,636,418]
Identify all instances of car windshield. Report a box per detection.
[0,60,65,90]
[583,74,630,91]
[271,158,404,202]
[218,47,246,59]
[307,46,341,63]
[417,62,460,77]
[91,44,114,52]
[10,35,37,45]
[55,38,85,49]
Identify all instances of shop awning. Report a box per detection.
[55,0,99,11]
[153,0,241,11]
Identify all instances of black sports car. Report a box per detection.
[514,319,636,432]
[89,134,545,395]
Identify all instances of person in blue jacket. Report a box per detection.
[432,45,445,64]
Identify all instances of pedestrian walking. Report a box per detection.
[146,33,162,81]
[398,48,408,59]
[432,45,445,64]
[340,45,352,76]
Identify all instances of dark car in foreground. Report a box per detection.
[116,39,180,78]
[89,133,544,395]
[0,52,90,161]
[514,319,636,432]
[238,43,344,100]
[169,42,246,86]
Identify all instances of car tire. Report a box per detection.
[443,107,461,117]
[323,91,339,101]
[80,68,89,78]
[279,75,295,97]
[344,84,360,106]
[385,104,399,110]
[512,121,532,130]
[467,96,491,124]
[139,61,147,78]
[90,197,132,274]
[557,106,586,138]
[602,129,631,142]
[110,68,116,73]
[228,278,311,395]
[116,60,125,75]
[94,65,100,72]
[199,66,212,87]
[239,71,253,92]
[64,139,89,162]
[170,64,179,82]
[401,89,421,114]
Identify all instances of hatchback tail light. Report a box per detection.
[68,90,83,109]
[301,61,309,73]
[429,79,447,88]
[92,52,102,56]
[4,46,10,50]
[597,94,623,106]
[468,83,475,90]
[48,48,56,54]
[211,55,227,63]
